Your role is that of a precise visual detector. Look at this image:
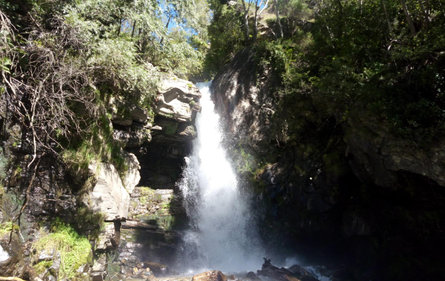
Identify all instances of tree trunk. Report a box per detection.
[273,0,283,38]
[253,1,259,41]
[131,20,136,37]
[253,0,269,41]
[401,0,416,36]
[419,0,430,28]
[381,0,392,33]
[241,0,251,43]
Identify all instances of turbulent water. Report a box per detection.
[176,82,264,273]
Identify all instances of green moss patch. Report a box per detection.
[0,221,17,237]
[32,220,92,279]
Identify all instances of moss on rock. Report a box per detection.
[32,219,92,280]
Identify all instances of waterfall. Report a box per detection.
[177,82,264,273]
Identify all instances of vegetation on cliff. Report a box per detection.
[32,220,91,279]
[0,0,210,177]
[0,0,210,278]
[208,1,444,280]
[0,0,444,280]
[208,0,444,140]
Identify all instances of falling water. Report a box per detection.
[177,82,264,273]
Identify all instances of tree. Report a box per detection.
[273,0,284,38]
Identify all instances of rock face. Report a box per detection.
[87,161,130,219]
[122,152,142,194]
[211,48,276,152]
[344,113,445,188]
[212,48,341,237]
[156,77,201,122]
[92,76,200,281]
[112,103,153,149]
[84,152,141,221]
[101,186,182,280]
[211,47,445,280]
[153,76,201,146]
[0,74,200,281]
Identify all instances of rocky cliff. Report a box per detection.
[0,75,201,280]
[211,47,445,280]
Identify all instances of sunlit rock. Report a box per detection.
[122,152,141,194]
[192,270,227,281]
[156,77,201,123]
[84,161,130,220]
[152,76,201,146]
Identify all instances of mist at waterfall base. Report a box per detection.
[174,82,332,281]
[176,82,265,273]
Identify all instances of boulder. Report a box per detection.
[245,271,262,281]
[122,153,141,194]
[85,161,130,220]
[91,254,107,281]
[178,124,197,139]
[144,261,168,275]
[257,259,319,281]
[192,270,227,281]
[95,222,116,251]
[112,105,148,126]
[288,264,320,281]
[0,232,29,278]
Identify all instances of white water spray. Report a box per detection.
[177,82,264,273]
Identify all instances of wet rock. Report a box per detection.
[287,264,319,281]
[192,270,227,281]
[177,124,197,139]
[145,261,168,275]
[342,211,371,237]
[245,271,262,281]
[257,259,319,281]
